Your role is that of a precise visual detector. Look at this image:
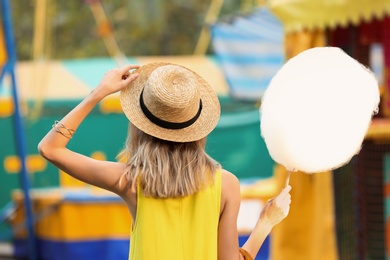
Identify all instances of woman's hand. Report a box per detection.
[260,185,292,227]
[239,184,292,259]
[94,64,140,99]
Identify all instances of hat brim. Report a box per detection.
[120,62,221,142]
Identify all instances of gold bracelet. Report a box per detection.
[52,120,75,139]
[239,248,253,260]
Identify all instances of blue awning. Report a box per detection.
[211,7,285,101]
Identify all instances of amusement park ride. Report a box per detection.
[2,0,390,259]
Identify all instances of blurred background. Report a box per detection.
[12,0,241,59]
[1,0,390,259]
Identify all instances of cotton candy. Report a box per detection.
[260,47,380,173]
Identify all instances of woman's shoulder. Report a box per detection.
[221,169,240,189]
[220,169,241,214]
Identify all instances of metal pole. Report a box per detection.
[193,0,224,55]
[1,0,37,259]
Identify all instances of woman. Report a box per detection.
[38,62,291,260]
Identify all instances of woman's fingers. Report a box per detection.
[122,72,139,88]
[275,185,291,204]
[122,65,139,85]
[101,64,140,90]
[119,64,140,76]
[105,64,139,78]
[273,185,292,217]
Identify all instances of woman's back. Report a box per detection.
[129,170,222,260]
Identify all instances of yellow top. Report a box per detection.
[129,170,222,260]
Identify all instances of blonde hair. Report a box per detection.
[118,123,220,198]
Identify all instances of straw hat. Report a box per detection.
[120,62,220,142]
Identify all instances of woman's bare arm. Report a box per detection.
[218,170,291,260]
[241,185,292,258]
[218,170,243,260]
[38,65,139,195]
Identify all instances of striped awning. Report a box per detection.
[211,7,284,101]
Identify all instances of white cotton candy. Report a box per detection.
[260,47,380,173]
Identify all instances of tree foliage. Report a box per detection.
[10,0,243,60]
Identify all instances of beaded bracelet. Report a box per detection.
[52,120,75,139]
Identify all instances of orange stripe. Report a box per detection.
[385,183,390,197]
[0,22,8,67]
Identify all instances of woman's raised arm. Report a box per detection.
[38,65,139,195]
